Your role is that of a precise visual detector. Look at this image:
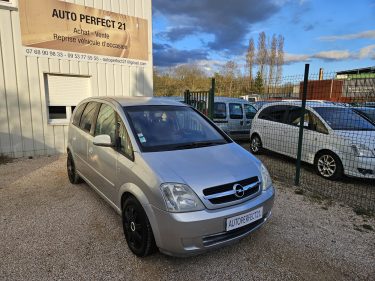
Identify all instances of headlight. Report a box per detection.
[260,163,272,191]
[351,144,375,158]
[160,183,205,213]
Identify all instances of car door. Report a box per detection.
[244,103,257,131]
[116,119,136,204]
[258,105,289,152]
[284,106,328,162]
[87,103,118,202]
[228,103,245,134]
[75,102,100,178]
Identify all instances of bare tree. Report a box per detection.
[276,35,285,84]
[246,38,255,90]
[256,32,268,80]
[268,34,277,86]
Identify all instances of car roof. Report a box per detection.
[260,101,347,109]
[353,107,375,111]
[82,96,188,107]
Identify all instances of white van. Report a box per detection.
[213,97,257,140]
[250,102,375,180]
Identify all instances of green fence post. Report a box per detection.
[295,64,310,186]
[184,89,190,105]
[208,78,215,120]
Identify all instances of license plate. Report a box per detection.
[226,207,263,231]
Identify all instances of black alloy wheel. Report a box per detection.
[122,196,156,257]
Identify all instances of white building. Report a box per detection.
[0,0,153,157]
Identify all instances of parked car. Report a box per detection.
[67,97,275,257]
[213,97,257,140]
[352,107,375,125]
[250,102,375,180]
[161,96,258,140]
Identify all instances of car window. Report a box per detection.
[310,112,329,134]
[244,104,257,119]
[287,106,310,127]
[94,104,117,142]
[118,120,133,159]
[314,107,375,131]
[214,102,227,119]
[72,103,86,126]
[79,102,98,133]
[259,105,288,123]
[229,103,243,119]
[124,105,229,152]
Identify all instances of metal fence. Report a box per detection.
[159,66,375,212]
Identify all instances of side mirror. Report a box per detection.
[93,135,113,147]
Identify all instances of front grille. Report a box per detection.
[203,177,260,205]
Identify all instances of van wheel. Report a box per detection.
[314,151,343,180]
[122,196,156,257]
[67,151,81,184]
[250,135,262,154]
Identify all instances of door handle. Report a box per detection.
[240,121,243,126]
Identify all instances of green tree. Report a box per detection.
[253,71,264,94]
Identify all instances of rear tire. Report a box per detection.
[67,151,81,184]
[250,134,262,154]
[314,151,343,180]
[122,196,156,257]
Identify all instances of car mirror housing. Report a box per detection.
[93,135,113,147]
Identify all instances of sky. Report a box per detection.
[152,0,375,77]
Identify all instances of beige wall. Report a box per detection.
[0,0,153,157]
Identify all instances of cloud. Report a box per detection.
[153,0,280,51]
[284,53,311,64]
[303,24,314,31]
[312,50,352,61]
[358,44,375,59]
[153,43,209,67]
[157,26,198,41]
[284,45,375,64]
[319,30,375,41]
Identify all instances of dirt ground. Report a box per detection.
[0,155,374,281]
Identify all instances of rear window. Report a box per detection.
[79,102,98,133]
[214,102,226,119]
[229,103,243,119]
[259,105,288,123]
[72,103,87,126]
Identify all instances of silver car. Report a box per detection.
[67,97,275,257]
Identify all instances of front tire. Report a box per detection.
[122,196,156,257]
[67,151,81,184]
[314,151,343,180]
[250,134,262,154]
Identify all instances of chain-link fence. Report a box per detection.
[157,67,375,212]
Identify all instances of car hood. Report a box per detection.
[333,130,375,148]
[141,143,263,196]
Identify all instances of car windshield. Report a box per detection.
[124,105,229,152]
[314,107,375,131]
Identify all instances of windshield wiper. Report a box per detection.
[174,141,226,150]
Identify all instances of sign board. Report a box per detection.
[19,0,149,65]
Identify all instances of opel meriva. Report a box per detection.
[67,97,275,257]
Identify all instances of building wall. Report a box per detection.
[0,0,153,157]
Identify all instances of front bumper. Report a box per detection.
[342,156,375,179]
[149,186,275,257]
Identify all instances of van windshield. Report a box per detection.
[314,107,375,131]
[124,106,230,152]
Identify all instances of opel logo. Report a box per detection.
[233,184,245,198]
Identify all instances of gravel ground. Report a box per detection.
[0,155,374,281]
[238,142,375,212]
